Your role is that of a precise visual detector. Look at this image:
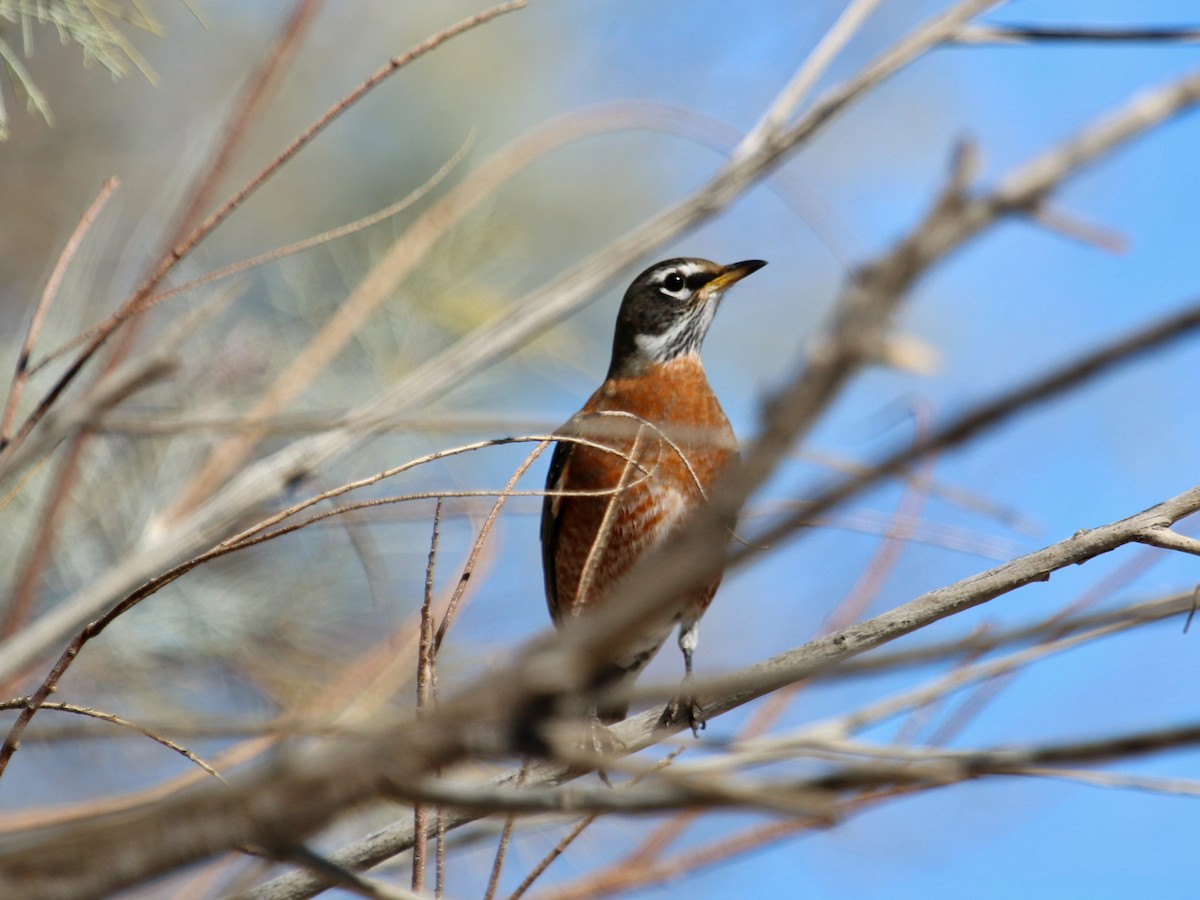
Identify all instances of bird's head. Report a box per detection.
[607,257,766,378]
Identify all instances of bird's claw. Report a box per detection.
[660,694,705,737]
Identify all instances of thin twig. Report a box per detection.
[734,0,884,157]
[435,804,446,900]
[483,762,528,900]
[575,424,646,616]
[412,498,442,895]
[435,440,551,652]
[0,699,224,782]
[0,177,119,450]
[954,23,1200,44]
[826,590,1194,679]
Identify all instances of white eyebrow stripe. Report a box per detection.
[653,261,702,284]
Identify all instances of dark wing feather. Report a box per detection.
[540,432,575,624]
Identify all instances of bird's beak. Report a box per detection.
[708,259,767,292]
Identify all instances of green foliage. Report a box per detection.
[0,0,185,139]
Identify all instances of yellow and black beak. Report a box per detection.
[706,259,767,293]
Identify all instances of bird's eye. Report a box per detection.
[662,272,685,292]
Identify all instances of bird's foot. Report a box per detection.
[660,693,705,737]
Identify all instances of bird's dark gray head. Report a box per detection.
[607,257,766,379]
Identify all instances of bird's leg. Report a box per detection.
[661,622,704,736]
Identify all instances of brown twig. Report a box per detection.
[0,177,119,644]
[435,440,551,652]
[0,699,224,782]
[0,177,119,450]
[824,591,1194,679]
[435,803,446,900]
[412,498,442,895]
[484,762,529,900]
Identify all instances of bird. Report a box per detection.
[540,256,766,730]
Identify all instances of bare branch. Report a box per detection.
[0,700,224,783]
[0,177,119,449]
[1135,524,1200,557]
[828,591,1194,678]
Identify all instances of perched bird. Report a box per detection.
[540,257,766,728]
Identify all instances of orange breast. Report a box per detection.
[548,355,737,631]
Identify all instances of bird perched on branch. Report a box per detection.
[540,256,766,730]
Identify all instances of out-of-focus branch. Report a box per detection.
[826,590,1194,678]
[350,715,1200,816]
[0,177,119,450]
[954,24,1200,44]
[0,700,223,782]
[802,721,1200,790]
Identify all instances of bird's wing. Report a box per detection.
[540,426,575,624]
